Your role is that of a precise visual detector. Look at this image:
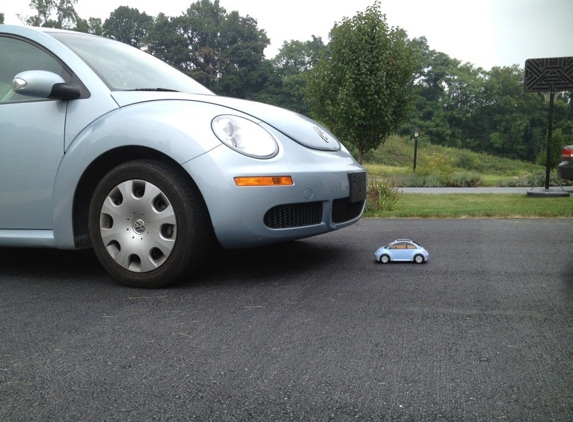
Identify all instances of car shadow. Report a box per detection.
[196,239,347,285]
[0,239,348,288]
[0,247,110,282]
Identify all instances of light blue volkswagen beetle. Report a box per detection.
[0,25,366,288]
[374,239,429,264]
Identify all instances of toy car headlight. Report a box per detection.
[212,115,279,158]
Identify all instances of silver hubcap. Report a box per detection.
[98,179,176,273]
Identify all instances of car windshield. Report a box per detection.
[49,31,214,95]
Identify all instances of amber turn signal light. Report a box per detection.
[234,176,293,186]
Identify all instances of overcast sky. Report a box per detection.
[3,0,572,70]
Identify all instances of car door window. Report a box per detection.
[390,243,407,249]
[0,36,70,103]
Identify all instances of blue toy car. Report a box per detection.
[374,239,429,264]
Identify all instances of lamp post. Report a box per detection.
[413,127,420,172]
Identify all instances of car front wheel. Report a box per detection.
[380,255,390,264]
[88,159,212,288]
[414,254,424,264]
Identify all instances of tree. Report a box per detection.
[305,2,418,162]
[441,62,487,149]
[468,65,548,161]
[273,36,329,76]
[22,0,79,29]
[146,13,192,73]
[147,0,270,98]
[75,17,103,35]
[255,37,328,113]
[103,6,153,49]
[398,37,458,145]
[0,13,4,24]
[214,9,270,98]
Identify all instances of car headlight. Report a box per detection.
[212,115,279,158]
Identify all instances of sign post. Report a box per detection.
[524,57,573,197]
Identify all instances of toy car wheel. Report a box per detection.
[414,254,424,264]
[88,159,212,288]
[380,255,390,264]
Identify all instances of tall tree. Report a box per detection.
[214,10,270,98]
[75,17,103,35]
[0,13,4,24]
[22,0,79,29]
[254,37,328,113]
[146,13,192,73]
[398,37,458,145]
[441,62,487,148]
[273,37,328,76]
[305,1,418,162]
[147,0,270,97]
[103,6,153,49]
[469,65,547,161]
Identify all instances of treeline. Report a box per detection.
[6,0,573,164]
[400,39,572,164]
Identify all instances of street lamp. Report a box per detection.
[413,127,420,172]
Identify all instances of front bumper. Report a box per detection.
[184,138,366,249]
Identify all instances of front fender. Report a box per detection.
[51,100,228,248]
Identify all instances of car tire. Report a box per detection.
[380,255,390,264]
[88,159,212,288]
[414,254,424,264]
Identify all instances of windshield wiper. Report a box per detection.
[132,88,180,92]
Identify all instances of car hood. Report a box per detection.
[111,91,341,152]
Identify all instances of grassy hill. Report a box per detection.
[362,135,549,188]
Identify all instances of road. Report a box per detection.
[400,186,573,194]
[1,219,572,421]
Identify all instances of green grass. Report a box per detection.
[363,194,573,218]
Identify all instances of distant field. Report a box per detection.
[361,135,561,188]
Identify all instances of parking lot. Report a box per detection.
[1,218,572,421]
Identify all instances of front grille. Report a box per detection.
[264,202,323,228]
[332,198,365,223]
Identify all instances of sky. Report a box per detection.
[2,0,572,70]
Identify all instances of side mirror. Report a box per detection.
[12,70,81,100]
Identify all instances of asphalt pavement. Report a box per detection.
[1,219,572,421]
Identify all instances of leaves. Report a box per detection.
[102,6,153,48]
[23,0,80,29]
[305,1,419,163]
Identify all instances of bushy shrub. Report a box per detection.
[423,174,443,187]
[416,154,454,185]
[366,178,400,212]
[389,173,420,187]
[455,151,479,171]
[447,171,482,187]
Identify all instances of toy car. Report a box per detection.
[374,239,429,264]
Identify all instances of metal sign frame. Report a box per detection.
[524,57,573,92]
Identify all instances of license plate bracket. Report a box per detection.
[348,171,367,203]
